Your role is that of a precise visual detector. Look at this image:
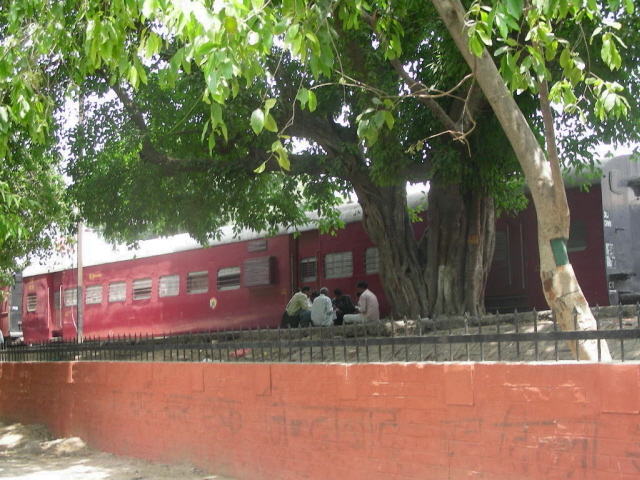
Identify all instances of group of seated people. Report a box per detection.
[281,281,380,328]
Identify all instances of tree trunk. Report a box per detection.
[353,182,430,318]
[351,176,494,319]
[430,0,611,360]
[464,186,495,316]
[423,181,495,317]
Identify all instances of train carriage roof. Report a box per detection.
[23,192,428,277]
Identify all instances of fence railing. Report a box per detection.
[1,306,640,363]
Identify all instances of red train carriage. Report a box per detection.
[485,183,609,310]
[21,199,419,343]
[486,154,640,311]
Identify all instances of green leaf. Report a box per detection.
[469,35,484,57]
[250,108,264,134]
[305,31,321,53]
[477,29,493,46]
[560,49,571,72]
[264,98,277,110]
[505,0,524,19]
[365,125,379,145]
[224,17,238,34]
[603,91,616,112]
[307,90,317,112]
[624,0,635,13]
[208,131,216,154]
[383,110,394,130]
[372,110,386,129]
[273,20,288,35]
[201,120,210,142]
[277,150,290,170]
[495,13,509,40]
[210,102,223,126]
[264,112,278,132]
[357,118,369,138]
[254,161,267,173]
[296,88,309,108]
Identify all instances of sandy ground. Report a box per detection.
[0,423,233,480]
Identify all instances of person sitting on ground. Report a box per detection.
[343,281,380,324]
[281,286,312,328]
[332,288,356,325]
[311,287,334,327]
[300,291,321,327]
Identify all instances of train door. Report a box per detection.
[9,273,23,336]
[485,218,528,311]
[51,272,63,335]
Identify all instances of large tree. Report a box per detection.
[1,0,637,341]
[4,0,524,318]
[429,0,638,359]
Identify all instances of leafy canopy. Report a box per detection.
[0,0,637,257]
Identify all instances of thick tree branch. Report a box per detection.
[359,10,468,141]
[110,80,330,177]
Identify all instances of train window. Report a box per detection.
[133,278,152,300]
[217,267,241,291]
[85,285,103,305]
[108,282,126,303]
[159,275,180,297]
[243,257,274,287]
[300,257,317,283]
[324,251,353,279]
[364,248,380,274]
[567,220,587,252]
[64,288,78,307]
[26,294,37,312]
[53,291,60,310]
[187,271,209,294]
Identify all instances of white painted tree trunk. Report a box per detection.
[430,0,611,360]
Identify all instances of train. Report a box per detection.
[9,197,419,344]
[2,154,638,344]
[485,154,640,310]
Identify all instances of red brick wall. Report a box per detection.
[0,362,638,479]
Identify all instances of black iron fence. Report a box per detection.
[1,306,640,363]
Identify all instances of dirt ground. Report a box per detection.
[0,422,233,480]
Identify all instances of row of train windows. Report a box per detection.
[300,248,380,283]
[24,248,380,311]
[25,268,241,311]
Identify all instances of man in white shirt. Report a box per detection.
[344,281,380,324]
[311,287,334,327]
